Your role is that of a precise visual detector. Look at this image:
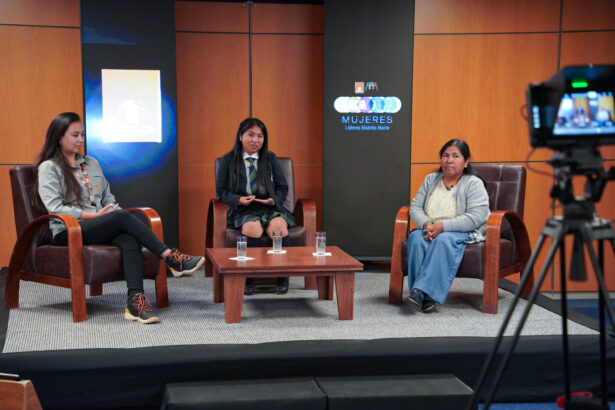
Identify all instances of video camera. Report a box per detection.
[526,65,615,149]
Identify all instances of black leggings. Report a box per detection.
[51,209,169,294]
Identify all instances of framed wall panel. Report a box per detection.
[252,34,323,163]
[176,33,250,165]
[252,3,323,34]
[415,0,560,34]
[560,32,615,159]
[0,26,83,164]
[0,166,17,267]
[293,164,323,230]
[0,0,79,26]
[178,165,216,255]
[175,1,248,33]
[562,0,615,31]
[411,33,559,164]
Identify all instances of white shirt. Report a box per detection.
[425,180,458,223]
[242,151,259,194]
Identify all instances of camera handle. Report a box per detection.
[465,214,615,410]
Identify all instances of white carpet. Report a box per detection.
[2,271,596,353]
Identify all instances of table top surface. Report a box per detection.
[206,246,363,273]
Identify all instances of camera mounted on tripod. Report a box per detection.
[526,65,615,218]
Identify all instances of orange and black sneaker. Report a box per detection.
[165,248,204,277]
[124,293,160,324]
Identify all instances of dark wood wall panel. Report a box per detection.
[178,165,216,256]
[252,34,323,229]
[252,3,323,33]
[0,166,17,267]
[560,31,615,159]
[0,26,83,164]
[176,33,250,165]
[175,1,248,32]
[414,0,560,33]
[0,0,79,26]
[0,1,82,267]
[252,35,323,163]
[562,0,615,31]
[412,34,558,164]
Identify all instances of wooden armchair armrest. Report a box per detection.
[7,214,86,321]
[388,206,409,304]
[293,198,316,246]
[126,207,164,242]
[206,199,228,249]
[485,210,533,299]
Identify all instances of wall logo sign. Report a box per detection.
[334,81,401,131]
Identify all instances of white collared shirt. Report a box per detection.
[242,151,259,194]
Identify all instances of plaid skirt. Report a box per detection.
[228,203,296,230]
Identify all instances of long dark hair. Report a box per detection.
[227,118,275,198]
[437,138,480,178]
[32,112,84,213]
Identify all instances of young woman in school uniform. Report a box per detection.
[216,118,296,295]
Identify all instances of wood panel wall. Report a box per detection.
[413,0,615,291]
[175,1,324,256]
[0,0,82,267]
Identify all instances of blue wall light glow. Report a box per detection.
[84,70,177,183]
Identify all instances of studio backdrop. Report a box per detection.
[323,0,414,258]
[81,0,179,246]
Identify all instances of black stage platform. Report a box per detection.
[0,269,613,409]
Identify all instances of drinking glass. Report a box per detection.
[316,232,326,255]
[272,231,283,253]
[237,236,247,259]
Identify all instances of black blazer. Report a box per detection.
[216,151,290,214]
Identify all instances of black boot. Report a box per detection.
[274,277,289,294]
[244,278,255,295]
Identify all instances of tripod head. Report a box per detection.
[549,146,615,220]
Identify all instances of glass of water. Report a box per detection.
[237,236,247,259]
[316,232,326,255]
[272,231,283,253]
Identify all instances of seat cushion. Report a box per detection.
[225,226,306,248]
[400,237,518,279]
[35,245,160,284]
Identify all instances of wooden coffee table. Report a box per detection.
[205,246,363,323]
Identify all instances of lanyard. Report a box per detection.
[72,164,96,205]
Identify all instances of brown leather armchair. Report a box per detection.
[6,165,169,322]
[205,157,317,288]
[388,164,533,313]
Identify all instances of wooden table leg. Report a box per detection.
[335,272,354,320]
[224,275,245,323]
[316,276,334,300]
[213,266,223,303]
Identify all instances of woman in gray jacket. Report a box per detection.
[407,139,490,313]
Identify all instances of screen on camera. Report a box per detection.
[554,91,615,136]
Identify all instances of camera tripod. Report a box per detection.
[466,198,615,410]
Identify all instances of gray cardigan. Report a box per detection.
[410,172,490,238]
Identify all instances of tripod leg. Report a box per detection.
[481,231,565,409]
[559,240,571,407]
[580,228,615,337]
[466,230,559,410]
[581,233,615,409]
[598,240,607,408]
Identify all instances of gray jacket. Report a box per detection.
[410,172,490,237]
[38,155,117,237]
